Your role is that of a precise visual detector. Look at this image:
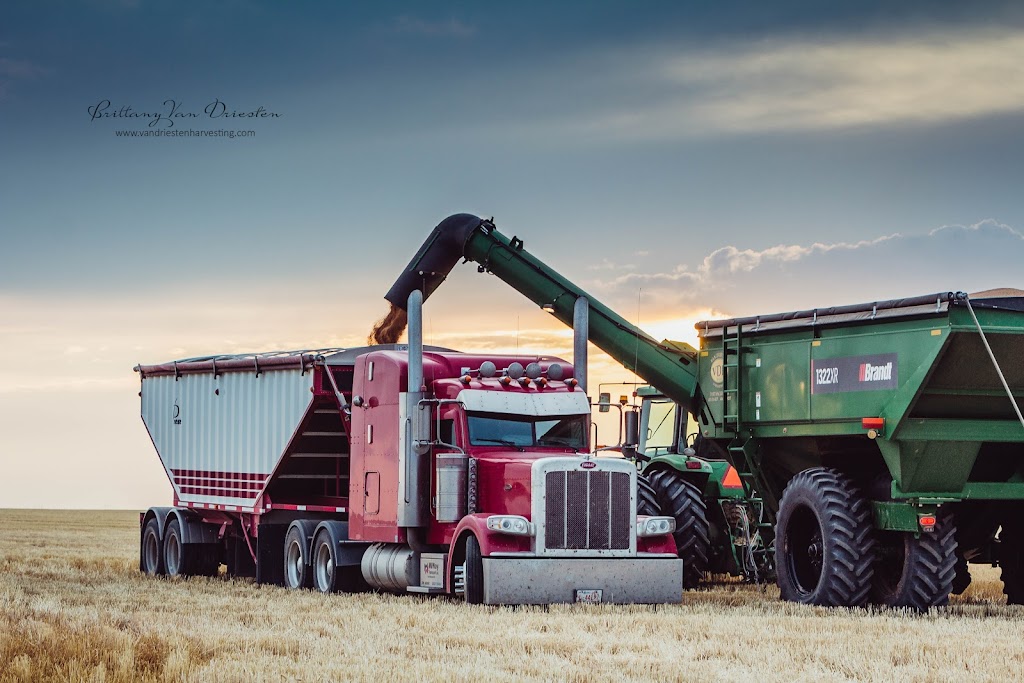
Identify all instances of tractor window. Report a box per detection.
[644,400,676,454]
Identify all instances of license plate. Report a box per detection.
[575,589,603,604]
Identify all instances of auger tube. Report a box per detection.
[385,214,701,410]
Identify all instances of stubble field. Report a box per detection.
[1,509,1022,682]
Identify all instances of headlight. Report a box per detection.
[637,516,676,537]
[486,515,534,536]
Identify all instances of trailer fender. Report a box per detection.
[313,521,368,567]
[141,507,175,543]
[166,508,220,545]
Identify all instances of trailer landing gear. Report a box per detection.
[775,467,875,607]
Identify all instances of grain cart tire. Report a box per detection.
[649,469,710,589]
[871,511,957,610]
[636,474,662,516]
[999,517,1024,605]
[163,518,190,578]
[141,517,164,576]
[775,468,875,607]
[464,535,485,605]
[284,524,313,590]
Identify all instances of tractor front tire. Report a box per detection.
[775,467,875,607]
[648,469,710,589]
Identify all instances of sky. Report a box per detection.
[2,1,1024,508]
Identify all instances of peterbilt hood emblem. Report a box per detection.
[580,461,597,469]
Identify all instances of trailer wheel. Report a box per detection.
[284,526,312,589]
[463,535,485,605]
[163,519,187,578]
[871,511,957,610]
[775,468,875,607]
[648,469,710,589]
[999,517,1024,605]
[141,517,164,576]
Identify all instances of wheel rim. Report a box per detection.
[144,530,159,574]
[314,541,334,592]
[285,539,304,588]
[166,532,180,576]
[786,506,824,595]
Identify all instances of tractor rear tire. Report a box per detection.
[648,469,710,590]
[464,535,485,605]
[775,467,875,607]
[999,517,1024,605]
[141,517,164,576]
[636,474,662,516]
[871,511,957,610]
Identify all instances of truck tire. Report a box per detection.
[999,517,1024,605]
[141,517,164,576]
[284,525,312,589]
[311,526,366,594]
[775,467,875,607]
[648,469,710,589]
[464,535,485,605]
[871,511,957,610]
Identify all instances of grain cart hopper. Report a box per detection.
[134,292,682,605]
[391,213,1024,609]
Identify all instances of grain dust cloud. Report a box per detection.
[369,303,408,345]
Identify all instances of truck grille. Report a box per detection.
[544,470,631,550]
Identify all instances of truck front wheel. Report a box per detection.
[648,469,710,589]
[871,511,957,610]
[775,468,875,607]
[463,535,485,605]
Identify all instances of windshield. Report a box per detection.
[466,412,587,450]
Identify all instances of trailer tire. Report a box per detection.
[871,511,957,610]
[649,469,710,589]
[163,519,188,578]
[464,535,485,605]
[141,517,164,576]
[999,517,1024,605]
[775,467,875,607]
[284,525,312,589]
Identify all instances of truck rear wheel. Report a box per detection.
[311,527,365,594]
[141,517,164,576]
[463,535,485,605]
[871,511,957,610]
[648,469,710,589]
[284,525,312,589]
[775,468,875,607]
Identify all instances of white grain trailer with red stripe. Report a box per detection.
[135,295,683,604]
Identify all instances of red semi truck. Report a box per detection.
[135,291,682,604]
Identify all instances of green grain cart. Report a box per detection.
[390,214,1024,609]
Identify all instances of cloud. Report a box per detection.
[587,219,1024,318]
[523,29,1024,141]
[0,57,50,100]
[394,15,476,38]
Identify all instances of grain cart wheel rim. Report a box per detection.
[164,519,186,577]
[648,469,710,589]
[871,510,957,610]
[313,532,336,593]
[141,518,164,576]
[775,467,875,607]
[284,527,310,590]
[463,535,485,605]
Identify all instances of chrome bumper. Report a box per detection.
[481,555,683,605]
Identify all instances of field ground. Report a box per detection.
[1,509,1023,682]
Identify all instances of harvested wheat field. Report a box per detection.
[1,510,1022,683]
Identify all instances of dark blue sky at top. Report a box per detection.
[3,0,1024,294]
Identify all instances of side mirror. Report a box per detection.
[599,392,611,413]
